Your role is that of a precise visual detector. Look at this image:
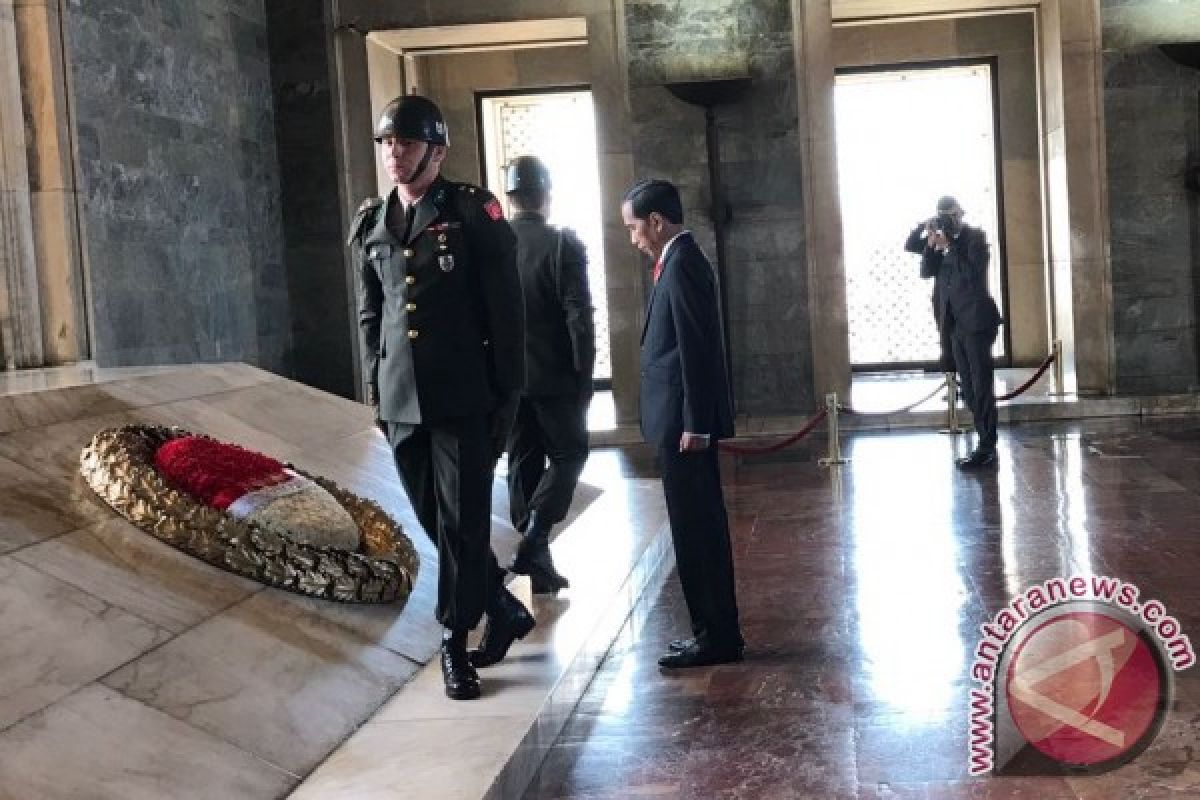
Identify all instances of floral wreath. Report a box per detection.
[80,425,418,604]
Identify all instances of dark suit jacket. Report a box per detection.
[639,232,735,449]
[510,212,595,396]
[914,223,1002,334]
[351,177,523,423]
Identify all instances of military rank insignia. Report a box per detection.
[439,254,455,272]
[484,198,505,221]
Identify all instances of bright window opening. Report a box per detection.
[835,63,1006,367]
[478,90,611,383]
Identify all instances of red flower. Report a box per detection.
[154,436,290,510]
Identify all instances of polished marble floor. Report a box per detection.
[525,416,1200,799]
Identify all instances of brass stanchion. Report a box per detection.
[818,392,849,467]
[940,371,967,435]
[1050,338,1068,396]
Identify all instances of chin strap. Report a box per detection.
[402,143,435,186]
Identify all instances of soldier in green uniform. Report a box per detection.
[347,95,534,700]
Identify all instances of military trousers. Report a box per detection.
[387,416,506,631]
[506,394,589,532]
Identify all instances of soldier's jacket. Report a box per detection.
[510,211,595,397]
[348,176,523,423]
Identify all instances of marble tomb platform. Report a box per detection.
[0,363,671,799]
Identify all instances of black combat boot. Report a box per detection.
[468,586,536,668]
[441,629,482,700]
[509,511,569,594]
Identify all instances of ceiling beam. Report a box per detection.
[832,0,1038,24]
[367,18,588,55]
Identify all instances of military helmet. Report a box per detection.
[505,155,552,194]
[374,95,448,146]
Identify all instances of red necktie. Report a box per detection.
[653,258,663,284]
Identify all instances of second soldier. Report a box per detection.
[503,156,596,594]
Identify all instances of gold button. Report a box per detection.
[405,302,416,312]
[408,330,419,339]
[405,275,415,285]
[403,248,414,258]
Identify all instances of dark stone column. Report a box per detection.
[1103,0,1200,393]
[264,0,354,397]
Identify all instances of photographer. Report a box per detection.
[906,207,956,373]
[906,196,1002,470]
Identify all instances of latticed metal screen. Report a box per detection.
[835,64,1006,367]
[479,92,611,381]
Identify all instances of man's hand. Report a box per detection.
[678,432,711,452]
[929,230,950,252]
[490,392,520,461]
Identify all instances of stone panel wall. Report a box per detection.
[64,0,291,371]
[1103,0,1200,393]
[625,0,814,414]
[264,0,354,397]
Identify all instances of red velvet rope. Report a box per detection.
[996,351,1057,402]
[713,350,1055,458]
[717,408,829,456]
[839,378,948,416]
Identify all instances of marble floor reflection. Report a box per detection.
[524,416,1200,799]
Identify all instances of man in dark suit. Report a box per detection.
[503,156,595,594]
[348,95,535,700]
[910,196,1002,469]
[621,179,743,668]
[905,214,956,373]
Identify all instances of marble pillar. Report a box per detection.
[0,0,46,369]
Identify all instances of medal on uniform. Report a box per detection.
[438,253,455,272]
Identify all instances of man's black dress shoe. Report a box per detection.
[956,449,998,471]
[469,587,536,668]
[658,641,744,669]
[441,632,481,700]
[510,511,569,595]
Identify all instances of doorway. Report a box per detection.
[835,60,1009,370]
[477,88,611,384]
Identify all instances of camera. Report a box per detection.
[936,212,957,232]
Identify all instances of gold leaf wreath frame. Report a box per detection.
[80,425,418,604]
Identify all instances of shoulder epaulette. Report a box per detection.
[453,182,505,221]
[346,196,383,246]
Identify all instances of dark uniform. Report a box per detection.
[349,175,523,631]
[919,222,1002,465]
[507,211,595,542]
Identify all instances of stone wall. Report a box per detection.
[1103,0,1200,393]
[264,0,354,397]
[63,0,291,371]
[624,0,814,414]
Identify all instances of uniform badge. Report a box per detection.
[484,198,505,221]
[438,254,455,272]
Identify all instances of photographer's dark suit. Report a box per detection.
[640,232,741,649]
[918,224,1002,453]
[906,224,955,371]
[507,211,595,532]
